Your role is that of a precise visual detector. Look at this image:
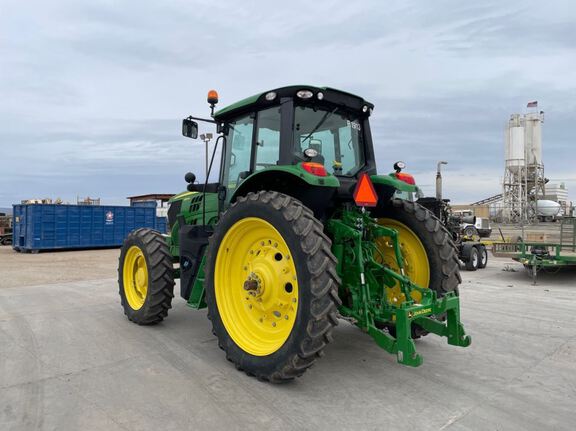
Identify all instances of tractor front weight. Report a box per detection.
[326,206,471,367]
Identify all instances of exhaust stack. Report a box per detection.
[436,161,448,201]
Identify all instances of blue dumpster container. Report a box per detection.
[130,200,157,208]
[12,204,157,252]
[156,216,168,234]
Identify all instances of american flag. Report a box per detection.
[527,101,538,108]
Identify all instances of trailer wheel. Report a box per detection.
[463,226,478,237]
[477,245,488,269]
[204,191,341,382]
[118,228,175,325]
[465,247,479,271]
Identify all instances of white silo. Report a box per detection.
[524,112,544,165]
[501,108,546,223]
[505,114,525,173]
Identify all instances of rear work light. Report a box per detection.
[395,172,416,185]
[297,90,314,99]
[301,162,327,177]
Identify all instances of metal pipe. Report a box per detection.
[436,161,448,201]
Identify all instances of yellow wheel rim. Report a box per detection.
[215,217,299,356]
[123,246,148,310]
[375,219,430,304]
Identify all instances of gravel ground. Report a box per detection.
[0,247,119,289]
[0,247,575,430]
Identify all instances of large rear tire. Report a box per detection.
[375,199,461,338]
[118,228,175,325]
[204,191,341,382]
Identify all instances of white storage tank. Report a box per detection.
[524,112,544,165]
[505,114,525,173]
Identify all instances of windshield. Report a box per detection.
[293,105,364,176]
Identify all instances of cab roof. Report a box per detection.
[213,85,374,120]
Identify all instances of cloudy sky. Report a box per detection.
[1,0,575,207]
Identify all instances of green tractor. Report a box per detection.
[118,86,471,382]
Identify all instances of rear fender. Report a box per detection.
[370,174,418,216]
[230,166,340,219]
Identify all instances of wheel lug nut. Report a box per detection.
[272,322,276,327]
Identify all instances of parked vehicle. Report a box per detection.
[416,163,489,271]
[453,209,492,238]
[117,86,471,382]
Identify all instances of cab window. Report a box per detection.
[222,115,254,196]
[254,106,281,170]
[293,105,364,176]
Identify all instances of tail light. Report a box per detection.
[301,162,327,177]
[395,172,415,185]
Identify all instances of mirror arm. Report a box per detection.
[185,115,217,125]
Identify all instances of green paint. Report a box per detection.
[188,255,207,309]
[326,206,471,366]
[214,93,262,118]
[230,164,340,202]
[372,174,417,193]
[167,191,219,258]
[164,85,471,367]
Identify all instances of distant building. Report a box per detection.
[543,183,572,216]
[127,194,174,218]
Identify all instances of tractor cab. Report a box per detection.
[180,85,413,221]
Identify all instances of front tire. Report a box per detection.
[118,228,175,325]
[204,191,341,382]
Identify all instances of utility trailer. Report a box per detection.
[493,217,576,283]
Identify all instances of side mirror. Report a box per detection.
[182,118,198,139]
[184,172,196,184]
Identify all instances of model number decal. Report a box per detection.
[347,120,361,131]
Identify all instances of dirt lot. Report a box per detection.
[0,247,119,289]
[1,247,575,430]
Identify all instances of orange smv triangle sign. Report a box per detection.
[353,173,378,207]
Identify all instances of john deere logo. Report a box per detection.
[413,308,432,317]
[105,211,114,224]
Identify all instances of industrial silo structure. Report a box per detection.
[502,107,546,223]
